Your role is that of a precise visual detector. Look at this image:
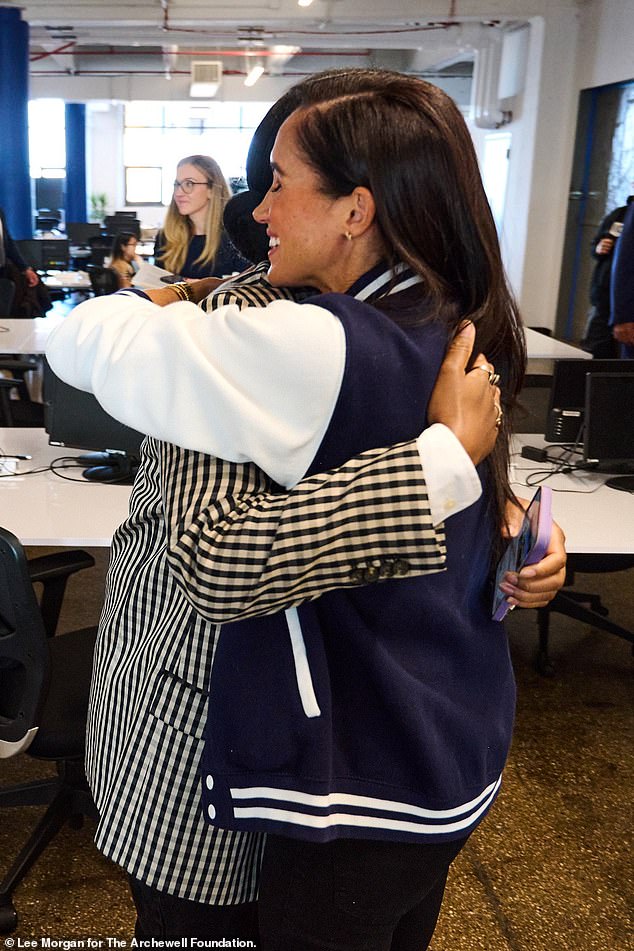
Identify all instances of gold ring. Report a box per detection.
[477,365,499,386]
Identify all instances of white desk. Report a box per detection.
[42,270,91,291]
[0,428,131,546]
[1,428,629,553]
[511,435,634,555]
[524,328,590,361]
[0,315,65,354]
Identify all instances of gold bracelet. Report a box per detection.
[171,282,193,302]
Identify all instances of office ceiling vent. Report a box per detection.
[190,61,222,98]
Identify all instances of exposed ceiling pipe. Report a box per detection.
[157,0,472,41]
[31,48,369,60]
[30,40,76,62]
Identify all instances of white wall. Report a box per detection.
[500,9,582,329]
[86,103,124,219]
[579,0,634,89]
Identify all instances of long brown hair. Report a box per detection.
[293,73,526,548]
[158,154,232,274]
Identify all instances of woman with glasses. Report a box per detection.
[154,155,249,279]
[109,231,141,288]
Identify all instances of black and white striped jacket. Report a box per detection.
[83,265,455,903]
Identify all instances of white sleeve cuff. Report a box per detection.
[416,424,482,526]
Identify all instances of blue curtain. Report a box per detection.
[0,8,32,238]
[65,103,88,223]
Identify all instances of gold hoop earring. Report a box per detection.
[345,232,353,241]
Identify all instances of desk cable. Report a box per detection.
[511,445,607,495]
[0,451,134,485]
[0,452,89,481]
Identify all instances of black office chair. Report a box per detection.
[0,278,15,314]
[87,235,114,268]
[0,527,97,933]
[87,264,119,296]
[0,360,45,427]
[535,554,634,675]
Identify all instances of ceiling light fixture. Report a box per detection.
[297,0,314,7]
[244,63,265,86]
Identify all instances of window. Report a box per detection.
[29,99,66,209]
[122,101,273,205]
[125,166,163,205]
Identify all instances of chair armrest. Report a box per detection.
[28,550,96,636]
[28,550,95,582]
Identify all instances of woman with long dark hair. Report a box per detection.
[109,231,141,288]
[47,70,565,949]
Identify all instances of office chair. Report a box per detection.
[535,554,634,675]
[87,235,113,268]
[0,359,45,427]
[0,527,97,934]
[0,279,15,314]
[87,265,119,296]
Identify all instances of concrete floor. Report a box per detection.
[1,548,632,949]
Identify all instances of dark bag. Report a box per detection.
[6,258,53,318]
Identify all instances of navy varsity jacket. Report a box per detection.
[201,264,516,844]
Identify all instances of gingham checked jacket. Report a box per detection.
[84,266,450,903]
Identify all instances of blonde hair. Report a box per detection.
[158,155,232,274]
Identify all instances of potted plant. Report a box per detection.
[89,193,108,223]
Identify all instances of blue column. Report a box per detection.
[0,7,32,238]
[65,103,87,223]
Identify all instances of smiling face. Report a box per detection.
[252,111,374,293]
[173,162,211,222]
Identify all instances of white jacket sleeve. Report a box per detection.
[45,292,346,488]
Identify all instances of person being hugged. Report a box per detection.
[46,70,568,949]
[154,154,249,279]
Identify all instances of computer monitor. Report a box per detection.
[545,358,634,442]
[14,239,69,271]
[17,239,70,271]
[39,239,70,270]
[43,361,145,484]
[15,240,44,270]
[583,374,634,485]
[35,177,65,214]
[35,213,61,231]
[104,215,141,238]
[66,222,101,246]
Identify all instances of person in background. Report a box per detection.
[109,231,141,288]
[0,206,39,288]
[154,155,250,279]
[582,192,633,358]
[610,199,634,357]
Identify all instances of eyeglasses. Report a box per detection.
[173,178,210,194]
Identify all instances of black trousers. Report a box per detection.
[127,874,260,943]
[582,305,619,358]
[257,833,469,951]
